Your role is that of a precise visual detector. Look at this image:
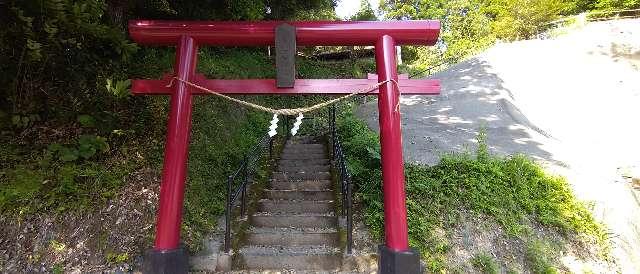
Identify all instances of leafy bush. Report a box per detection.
[594,0,640,10]
[1,0,137,118]
[46,135,109,162]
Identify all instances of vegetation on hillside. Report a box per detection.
[0,0,337,271]
[379,0,640,76]
[335,109,609,272]
[0,0,625,271]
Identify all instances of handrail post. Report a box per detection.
[240,184,247,217]
[240,156,248,217]
[331,105,336,157]
[284,116,289,138]
[341,156,346,216]
[346,174,353,255]
[224,175,232,253]
[269,137,274,160]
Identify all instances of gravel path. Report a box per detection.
[357,19,640,273]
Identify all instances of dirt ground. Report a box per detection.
[0,168,160,273]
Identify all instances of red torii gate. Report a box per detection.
[129,20,440,273]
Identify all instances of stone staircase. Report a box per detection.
[234,136,342,271]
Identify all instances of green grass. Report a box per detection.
[0,138,152,214]
[471,252,500,274]
[181,96,270,250]
[335,110,608,273]
[526,239,560,274]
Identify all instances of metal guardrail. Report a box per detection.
[224,133,274,253]
[329,106,354,254]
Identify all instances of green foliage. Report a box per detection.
[472,252,500,274]
[382,0,495,75]
[105,252,129,264]
[1,0,138,118]
[382,0,639,76]
[488,0,569,40]
[526,239,560,274]
[350,0,377,20]
[105,79,131,99]
[11,113,41,128]
[0,166,44,210]
[1,135,141,213]
[77,114,96,128]
[336,111,607,272]
[46,135,109,162]
[52,263,64,274]
[0,0,343,269]
[594,0,640,10]
[181,97,270,250]
[136,0,336,21]
[0,0,337,128]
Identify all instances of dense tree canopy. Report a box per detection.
[0,0,336,128]
[380,0,639,74]
[351,0,378,20]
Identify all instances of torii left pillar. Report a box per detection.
[142,36,196,273]
[129,20,441,274]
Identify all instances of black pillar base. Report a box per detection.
[142,247,188,274]
[378,245,422,274]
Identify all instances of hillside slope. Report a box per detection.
[357,19,640,273]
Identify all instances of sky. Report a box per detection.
[335,0,380,19]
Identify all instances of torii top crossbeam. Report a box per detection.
[130,20,440,274]
[130,20,440,46]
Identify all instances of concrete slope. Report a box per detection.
[357,19,640,273]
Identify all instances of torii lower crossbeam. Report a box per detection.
[129,20,440,274]
[132,74,440,95]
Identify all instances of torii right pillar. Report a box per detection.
[376,34,421,273]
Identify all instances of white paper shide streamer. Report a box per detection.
[290,113,303,136]
[268,114,279,137]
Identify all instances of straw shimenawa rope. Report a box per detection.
[165,77,399,116]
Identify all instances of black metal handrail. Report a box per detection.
[329,105,354,254]
[224,133,274,253]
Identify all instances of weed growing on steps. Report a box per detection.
[335,110,608,273]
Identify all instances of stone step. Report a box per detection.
[282,146,327,154]
[258,199,334,213]
[282,145,325,152]
[272,171,331,181]
[284,143,325,150]
[237,246,341,270]
[278,159,330,167]
[264,190,334,200]
[286,136,321,145]
[280,153,327,160]
[278,164,331,173]
[245,227,338,246]
[251,213,337,228]
[270,180,332,191]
